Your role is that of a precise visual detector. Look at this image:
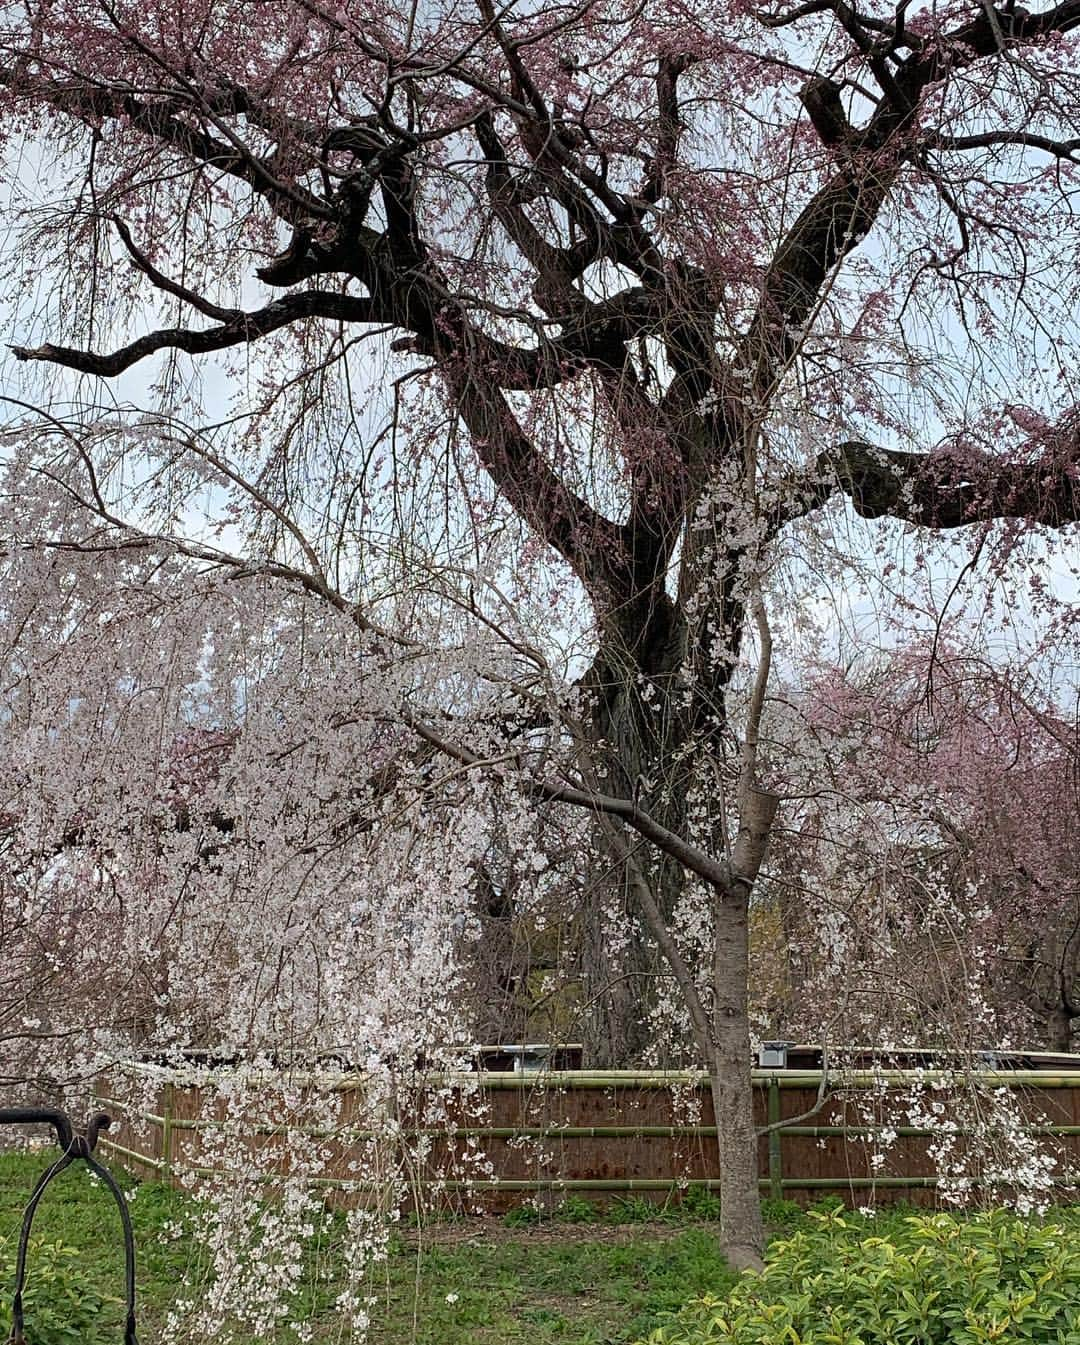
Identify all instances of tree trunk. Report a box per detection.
[580,872,653,1066]
[579,622,685,1068]
[1045,1001,1075,1054]
[580,606,772,1262]
[711,886,765,1269]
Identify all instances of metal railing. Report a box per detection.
[0,1107,138,1345]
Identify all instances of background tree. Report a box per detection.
[3,0,1080,1265]
[761,643,1080,1055]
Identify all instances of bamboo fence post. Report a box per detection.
[767,1076,783,1201]
[160,1083,174,1184]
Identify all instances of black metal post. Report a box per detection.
[0,1107,138,1345]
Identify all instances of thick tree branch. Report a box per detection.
[778,437,1080,530]
[402,708,740,894]
[928,130,1080,160]
[0,69,328,224]
[475,112,602,314]
[742,0,1080,385]
[9,291,375,376]
[111,218,243,324]
[641,53,693,204]
[446,367,634,594]
[801,77,854,147]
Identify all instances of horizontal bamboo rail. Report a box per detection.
[422,1175,1080,1192]
[435,1069,1080,1089]
[91,1097,1080,1144]
[112,1063,1080,1089]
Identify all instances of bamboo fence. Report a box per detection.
[91,1062,1080,1212]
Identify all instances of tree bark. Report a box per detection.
[711,888,765,1268]
[710,914,769,1258]
[1045,1002,1075,1055]
[710,789,777,1268]
[580,879,653,1066]
[578,611,685,1066]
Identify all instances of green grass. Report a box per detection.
[0,1151,738,1343]
[366,1226,738,1344]
[8,1152,1071,1345]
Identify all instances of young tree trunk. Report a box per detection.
[580,609,774,1263]
[711,886,766,1270]
[709,787,778,1266]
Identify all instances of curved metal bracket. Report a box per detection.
[0,1107,138,1345]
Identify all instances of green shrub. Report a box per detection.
[680,1187,722,1222]
[503,1200,542,1227]
[758,1198,802,1232]
[638,1207,1080,1345]
[554,1195,598,1223]
[0,1235,122,1345]
[609,1195,667,1224]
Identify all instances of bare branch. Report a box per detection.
[110,217,243,323]
[928,130,1080,161]
[401,708,740,894]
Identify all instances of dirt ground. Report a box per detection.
[401,1216,695,1249]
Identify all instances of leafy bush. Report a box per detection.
[806,1194,845,1214]
[502,1200,542,1227]
[758,1198,802,1232]
[681,1188,722,1222]
[0,1236,122,1345]
[609,1195,670,1224]
[554,1195,599,1223]
[639,1207,1080,1344]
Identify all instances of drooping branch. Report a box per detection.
[111,218,244,324]
[0,69,329,225]
[600,817,717,1061]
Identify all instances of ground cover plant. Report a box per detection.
[641,1206,1080,1345]
[0,1154,199,1344]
